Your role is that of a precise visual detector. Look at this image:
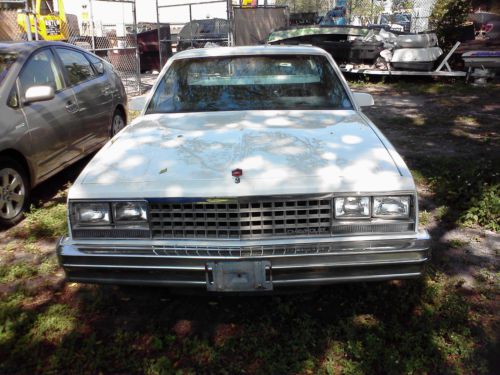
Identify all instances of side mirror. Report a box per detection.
[93,62,105,75]
[24,85,55,104]
[128,95,147,112]
[352,92,374,107]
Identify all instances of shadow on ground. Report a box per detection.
[2,277,494,374]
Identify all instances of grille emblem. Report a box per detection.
[232,168,243,184]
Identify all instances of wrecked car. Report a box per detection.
[57,45,430,292]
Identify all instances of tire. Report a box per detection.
[0,157,30,227]
[111,108,126,137]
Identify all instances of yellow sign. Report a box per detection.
[241,0,257,8]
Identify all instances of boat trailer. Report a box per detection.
[340,42,494,81]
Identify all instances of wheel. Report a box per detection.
[111,109,126,137]
[0,157,30,226]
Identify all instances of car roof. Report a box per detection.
[0,41,91,57]
[171,45,330,61]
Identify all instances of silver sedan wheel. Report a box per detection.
[0,168,26,220]
[111,113,125,136]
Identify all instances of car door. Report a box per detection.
[18,47,81,178]
[54,47,113,151]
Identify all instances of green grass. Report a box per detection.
[408,155,500,230]
[448,239,469,249]
[0,263,38,283]
[22,203,67,241]
[419,210,432,226]
[30,304,76,343]
[0,275,497,374]
[348,79,500,95]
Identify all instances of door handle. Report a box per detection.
[65,101,78,113]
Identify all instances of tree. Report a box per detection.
[349,0,385,24]
[391,0,414,13]
[429,0,472,49]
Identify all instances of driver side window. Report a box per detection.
[18,49,64,97]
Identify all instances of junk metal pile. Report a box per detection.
[268,27,444,72]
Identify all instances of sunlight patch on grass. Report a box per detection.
[38,256,59,276]
[419,210,432,226]
[24,203,67,241]
[30,304,76,343]
[0,263,38,283]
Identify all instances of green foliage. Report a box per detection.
[127,109,141,123]
[460,184,500,231]
[30,304,76,343]
[274,0,327,13]
[350,0,384,23]
[419,210,432,226]
[391,0,414,13]
[412,156,499,231]
[429,0,472,48]
[24,203,67,240]
[0,263,38,283]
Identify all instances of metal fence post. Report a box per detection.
[226,0,233,46]
[31,0,39,40]
[23,0,32,41]
[132,0,141,94]
[89,0,96,51]
[189,4,193,48]
[156,0,163,70]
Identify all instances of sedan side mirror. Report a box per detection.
[93,62,105,75]
[352,92,374,107]
[24,85,55,104]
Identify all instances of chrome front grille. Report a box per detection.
[149,198,332,239]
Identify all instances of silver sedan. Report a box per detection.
[0,41,127,225]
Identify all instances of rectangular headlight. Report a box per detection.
[113,201,148,223]
[73,202,111,226]
[334,196,370,219]
[373,196,410,218]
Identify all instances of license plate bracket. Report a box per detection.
[206,261,272,292]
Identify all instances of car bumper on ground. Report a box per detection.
[57,231,430,291]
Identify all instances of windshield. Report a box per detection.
[0,52,18,87]
[146,54,352,114]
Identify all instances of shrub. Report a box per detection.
[429,0,472,49]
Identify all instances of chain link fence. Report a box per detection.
[156,0,230,62]
[73,0,142,95]
[0,0,143,96]
[275,0,437,33]
[0,7,24,41]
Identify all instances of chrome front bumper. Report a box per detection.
[57,231,430,291]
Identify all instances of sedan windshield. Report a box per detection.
[146,54,352,113]
[0,52,18,86]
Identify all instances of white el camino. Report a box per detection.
[57,45,430,292]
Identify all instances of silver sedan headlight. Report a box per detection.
[373,196,410,218]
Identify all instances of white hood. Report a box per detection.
[69,110,414,199]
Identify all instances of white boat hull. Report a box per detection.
[396,33,438,48]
